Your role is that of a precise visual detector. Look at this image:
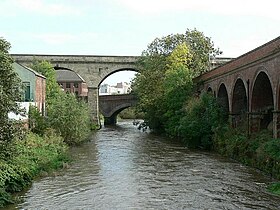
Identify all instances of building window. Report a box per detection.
[23,82,31,101]
[66,83,71,88]
[74,83,79,88]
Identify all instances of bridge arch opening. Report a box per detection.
[232,78,247,127]
[207,87,213,94]
[217,83,229,114]
[251,71,274,130]
[232,79,247,114]
[98,69,138,125]
[99,69,138,95]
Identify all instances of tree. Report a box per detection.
[132,28,221,133]
[0,38,22,144]
[30,60,61,105]
[30,60,91,144]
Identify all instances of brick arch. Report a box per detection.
[231,78,248,127]
[207,86,214,96]
[98,68,138,87]
[251,71,274,130]
[251,71,274,112]
[232,78,248,114]
[217,83,229,113]
[207,86,213,92]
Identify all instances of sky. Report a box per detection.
[1,0,279,85]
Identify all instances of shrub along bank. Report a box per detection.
[175,93,280,195]
[213,127,280,195]
[174,93,280,195]
[0,59,93,208]
[0,131,69,207]
[132,29,280,195]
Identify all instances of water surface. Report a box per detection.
[8,120,280,209]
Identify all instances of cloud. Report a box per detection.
[33,32,100,45]
[219,35,277,57]
[0,0,82,17]
[116,0,280,21]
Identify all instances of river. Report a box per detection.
[8,120,280,209]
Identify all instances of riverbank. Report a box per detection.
[0,131,69,208]
[7,121,280,209]
[213,127,280,195]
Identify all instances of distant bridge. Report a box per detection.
[99,94,138,125]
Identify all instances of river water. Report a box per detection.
[8,120,280,209]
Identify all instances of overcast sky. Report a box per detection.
[1,0,279,85]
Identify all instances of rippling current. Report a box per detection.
[8,120,280,209]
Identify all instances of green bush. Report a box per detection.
[213,127,280,180]
[0,131,69,207]
[28,105,47,136]
[179,93,225,149]
[47,93,91,145]
[268,182,280,195]
[30,60,92,145]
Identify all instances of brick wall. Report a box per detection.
[35,76,46,115]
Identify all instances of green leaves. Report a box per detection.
[30,60,91,145]
[0,38,22,143]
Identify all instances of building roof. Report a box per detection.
[13,62,46,79]
[55,69,85,82]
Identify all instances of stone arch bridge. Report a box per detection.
[196,36,280,138]
[12,54,139,125]
[99,94,137,125]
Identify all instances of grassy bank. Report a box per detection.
[0,130,69,207]
[213,127,280,195]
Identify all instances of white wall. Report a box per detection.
[8,102,35,120]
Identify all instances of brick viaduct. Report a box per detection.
[196,36,280,138]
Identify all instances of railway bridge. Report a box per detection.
[196,36,280,138]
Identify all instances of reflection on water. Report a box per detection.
[8,120,280,209]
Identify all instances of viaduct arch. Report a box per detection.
[12,54,230,125]
[196,36,280,137]
[12,54,139,125]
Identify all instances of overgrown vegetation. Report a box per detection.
[0,38,92,207]
[29,60,91,145]
[213,126,280,195]
[133,28,221,140]
[133,29,280,195]
[118,107,144,119]
[179,93,226,149]
[0,131,69,207]
[0,38,23,146]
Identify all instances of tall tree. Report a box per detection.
[133,28,221,133]
[30,61,91,144]
[0,38,22,143]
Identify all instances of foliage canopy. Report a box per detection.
[133,28,221,134]
[0,38,23,144]
[29,61,91,145]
